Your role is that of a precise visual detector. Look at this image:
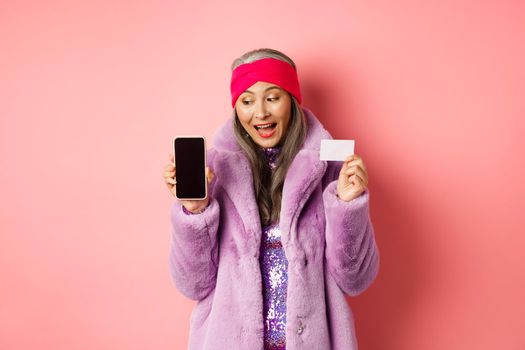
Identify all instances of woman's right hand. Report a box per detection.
[164,153,215,213]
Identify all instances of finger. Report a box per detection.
[355,167,368,186]
[349,174,365,190]
[165,178,175,192]
[344,164,363,176]
[340,158,354,174]
[354,170,367,187]
[346,153,361,162]
[343,154,354,162]
[344,166,356,178]
[341,169,355,186]
[339,162,347,175]
[206,167,215,183]
[346,161,366,175]
[206,168,215,184]
[165,164,176,177]
[339,164,352,181]
[166,177,176,185]
[356,156,366,173]
[347,174,358,185]
[345,157,364,168]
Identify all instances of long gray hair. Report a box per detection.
[231,48,308,226]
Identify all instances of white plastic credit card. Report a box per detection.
[320,139,355,161]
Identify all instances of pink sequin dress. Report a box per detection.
[259,146,288,350]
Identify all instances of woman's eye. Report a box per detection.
[267,97,280,101]
[242,100,253,105]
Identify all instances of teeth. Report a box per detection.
[255,123,275,129]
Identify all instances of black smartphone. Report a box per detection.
[173,136,207,200]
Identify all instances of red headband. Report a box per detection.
[230,57,302,107]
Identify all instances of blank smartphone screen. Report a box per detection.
[174,137,206,199]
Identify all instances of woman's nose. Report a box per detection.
[254,101,270,119]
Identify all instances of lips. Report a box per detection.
[254,123,277,138]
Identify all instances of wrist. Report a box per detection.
[182,200,210,215]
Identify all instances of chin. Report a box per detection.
[255,136,281,148]
[261,141,278,148]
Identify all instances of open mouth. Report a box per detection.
[254,123,277,138]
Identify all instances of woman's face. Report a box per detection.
[235,81,292,148]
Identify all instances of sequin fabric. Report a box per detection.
[259,146,288,350]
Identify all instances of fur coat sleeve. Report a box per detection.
[168,149,220,301]
[322,160,380,296]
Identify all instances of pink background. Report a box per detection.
[1,0,524,349]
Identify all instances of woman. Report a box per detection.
[163,48,380,350]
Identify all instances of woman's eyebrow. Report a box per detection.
[244,86,282,94]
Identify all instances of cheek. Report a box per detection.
[242,123,253,134]
[235,110,250,125]
[237,115,252,133]
[279,110,292,131]
[274,99,292,126]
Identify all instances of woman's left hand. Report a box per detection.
[336,154,369,202]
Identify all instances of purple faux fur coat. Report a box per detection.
[168,106,380,350]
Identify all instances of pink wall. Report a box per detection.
[1,0,524,349]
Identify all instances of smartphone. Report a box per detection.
[173,136,207,200]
